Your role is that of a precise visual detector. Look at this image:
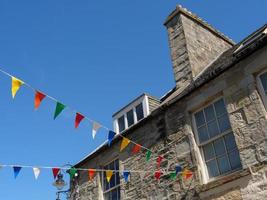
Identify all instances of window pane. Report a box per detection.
[224,133,237,151]
[198,126,209,143]
[136,103,144,121]
[204,105,215,122]
[117,187,121,200]
[110,173,115,188]
[217,156,231,174]
[218,114,231,133]
[203,143,215,161]
[213,138,226,156]
[207,120,220,138]
[112,189,117,200]
[207,159,219,178]
[195,111,205,127]
[118,116,125,132]
[260,72,267,92]
[229,150,242,170]
[127,110,134,127]
[214,99,227,116]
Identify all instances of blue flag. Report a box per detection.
[175,165,182,175]
[108,131,116,146]
[13,166,22,179]
[123,171,130,182]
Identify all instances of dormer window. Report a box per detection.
[113,94,160,133]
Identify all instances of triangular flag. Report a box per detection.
[52,168,60,179]
[123,171,130,182]
[75,113,84,128]
[34,91,46,110]
[154,170,161,180]
[11,77,24,98]
[68,168,77,179]
[92,122,101,139]
[182,169,193,180]
[106,170,113,183]
[54,102,65,120]
[146,150,152,162]
[13,166,22,179]
[175,165,182,175]
[132,144,141,154]
[120,137,131,152]
[33,167,41,180]
[108,131,116,146]
[88,169,96,181]
[169,172,177,180]
[157,155,163,168]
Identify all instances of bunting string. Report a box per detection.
[0,67,184,165]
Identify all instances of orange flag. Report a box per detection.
[120,137,130,152]
[88,169,96,181]
[132,144,141,154]
[106,170,113,183]
[11,77,24,98]
[182,169,193,180]
[34,91,46,110]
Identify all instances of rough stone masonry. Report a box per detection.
[70,5,267,200]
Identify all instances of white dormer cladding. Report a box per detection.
[112,94,151,134]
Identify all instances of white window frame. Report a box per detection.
[113,95,150,133]
[256,69,267,110]
[192,98,242,183]
[101,158,121,200]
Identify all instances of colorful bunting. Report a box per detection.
[146,150,152,162]
[54,102,65,120]
[157,155,163,168]
[34,91,46,110]
[11,77,24,98]
[105,170,113,183]
[13,166,22,179]
[52,168,60,179]
[154,170,161,180]
[182,169,193,180]
[75,113,85,128]
[120,137,130,152]
[108,131,116,146]
[68,168,77,179]
[88,169,96,181]
[92,122,101,139]
[33,167,41,180]
[175,165,182,175]
[123,171,130,182]
[132,144,141,154]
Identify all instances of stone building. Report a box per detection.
[70,5,267,200]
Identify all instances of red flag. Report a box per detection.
[75,113,85,128]
[52,168,60,179]
[155,171,161,180]
[183,169,193,180]
[132,144,141,154]
[88,169,96,181]
[34,91,46,110]
[157,155,163,168]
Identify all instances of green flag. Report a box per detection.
[169,172,177,180]
[54,102,65,119]
[68,168,77,179]
[146,150,152,162]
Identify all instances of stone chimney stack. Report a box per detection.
[164,5,234,90]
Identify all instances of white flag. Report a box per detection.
[92,122,101,139]
[33,167,41,180]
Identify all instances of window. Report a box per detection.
[102,159,120,200]
[193,99,242,179]
[136,103,144,121]
[118,116,125,133]
[126,110,134,127]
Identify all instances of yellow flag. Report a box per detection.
[120,137,131,152]
[106,170,113,183]
[12,77,24,98]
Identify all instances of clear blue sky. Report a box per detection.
[0,0,266,199]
